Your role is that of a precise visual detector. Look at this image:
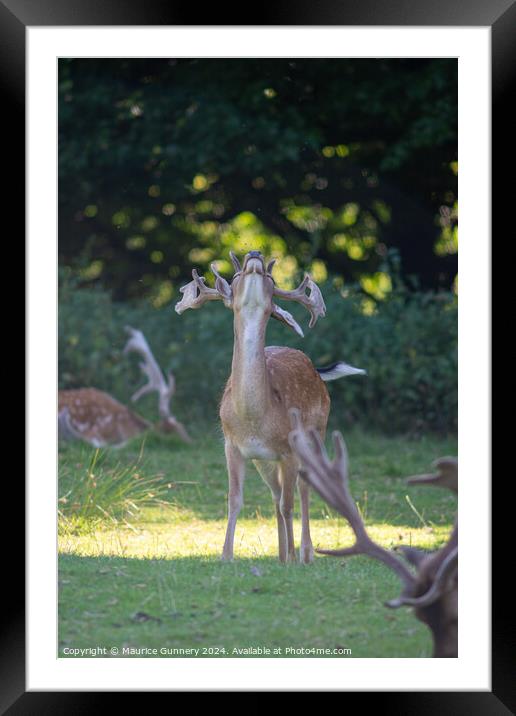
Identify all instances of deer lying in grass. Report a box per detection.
[58,388,149,447]
[288,408,458,657]
[175,250,364,563]
[58,327,190,447]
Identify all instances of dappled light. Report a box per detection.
[59,515,452,561]
[59,58,457,303]
[58,58,458,660]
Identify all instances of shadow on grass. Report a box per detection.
[58,427,457,527]
[58,552,433,659]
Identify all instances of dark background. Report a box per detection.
[58,58,458,434]
[59,58,458,298]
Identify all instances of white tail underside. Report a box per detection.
[317,362,366,381]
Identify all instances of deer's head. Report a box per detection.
[388,457,458,657]
[175,250,326,337]
[394,532,458,658]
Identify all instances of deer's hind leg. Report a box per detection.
[297,477,314,564]
[253,460,287,562]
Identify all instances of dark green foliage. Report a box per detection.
[59,58,457,299]
[59,273,456,434]
[312,289,458,434]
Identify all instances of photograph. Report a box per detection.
[9,4,505,702]
[57,57,459,660]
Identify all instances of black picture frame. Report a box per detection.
[7,0,510,710]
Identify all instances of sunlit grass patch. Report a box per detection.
[58,429,457,658]
[59,516,452,561]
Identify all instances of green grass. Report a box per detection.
[58,425,457,658]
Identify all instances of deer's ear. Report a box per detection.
[214,275,233,308]
[271,304,304,337]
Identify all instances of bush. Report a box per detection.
[307,286,458,434]
[58,274,457,435]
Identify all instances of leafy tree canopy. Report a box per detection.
[59,58,457,304]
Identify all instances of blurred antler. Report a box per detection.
[229,251,242,275]
[390,457,458,608]
[390,529,458,607]
[288,408,459,609]
[406,457,458,494]
[288,409,415,594]
[124,326,191,443]
[124,326,172,408]
[288,410,459,656]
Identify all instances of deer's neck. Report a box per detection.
[231,309,270,419]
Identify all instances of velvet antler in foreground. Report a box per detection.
[288,409,458,657]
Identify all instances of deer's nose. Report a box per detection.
[243,251,265,274]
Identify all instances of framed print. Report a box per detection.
[6,0,511,708]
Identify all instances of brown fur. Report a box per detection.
[220,347,330,458]
[58,388,150,447]
[59,388,190,447]
[175,251,331,563]
[409,531,458,658]
[219,257,329,562]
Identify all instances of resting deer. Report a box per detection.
[175,250,364,563]
[58,326,190,447]
[288,408,458,657]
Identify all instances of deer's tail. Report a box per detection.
[316,362,366,382]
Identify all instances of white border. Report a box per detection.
[27,26,490,691]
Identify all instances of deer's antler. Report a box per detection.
[388,458,458,608]
[124,326,172,408]
[175,254,325,333]
[288,408,458,610]
[273,274,326,328]
[229,251,242,275]
[123,326,191,442]
[270,304,305,337]
[389,530,458,608]
[175,267,232,314]
[288,409,415,592]
[406,457,458,494]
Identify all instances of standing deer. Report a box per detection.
[175,250,364,563]
[288,408,458,657]
[58,326,190,447]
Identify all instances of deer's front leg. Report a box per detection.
[279,455,298,563]
[222,441,245,561]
